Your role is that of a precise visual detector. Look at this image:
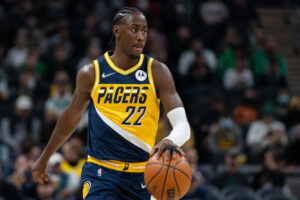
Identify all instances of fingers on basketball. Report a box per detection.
[144,151,192,200]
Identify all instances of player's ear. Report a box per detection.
[113,25,120,40]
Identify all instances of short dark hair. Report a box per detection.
[112,7,143,25]
[110,7,144,49]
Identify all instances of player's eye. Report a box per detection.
[132,28,137,33]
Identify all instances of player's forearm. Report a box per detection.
[164,107,191,147]
[40,107,82,161]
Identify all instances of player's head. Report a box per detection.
[112,7,148,59]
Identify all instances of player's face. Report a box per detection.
[118,13,148,59]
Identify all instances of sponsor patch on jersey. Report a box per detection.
[135,70,147,81]
[82,181,91,199]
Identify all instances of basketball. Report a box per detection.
[144,151,192,200]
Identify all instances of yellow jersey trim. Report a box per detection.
[87,155,147,173]
[91,59,100,97]
[147,58,159,101]
[104,51,144,75]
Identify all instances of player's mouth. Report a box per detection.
[133,45,143,53]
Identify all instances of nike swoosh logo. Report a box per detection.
[102,72,116,79]
[141,183,146,189]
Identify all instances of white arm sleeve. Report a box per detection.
[164,107,191,147]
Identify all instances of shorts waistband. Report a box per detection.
[87,155,147,173]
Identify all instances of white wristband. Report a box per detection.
[164,107,190,147]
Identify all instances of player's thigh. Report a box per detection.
[81,162,120,200]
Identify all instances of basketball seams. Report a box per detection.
[160,156,172,200]
[173,163,181,197]
[174,160,192,180]
[145,156,165,190]
[146,162,191,180]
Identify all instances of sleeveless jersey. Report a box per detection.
[86,51,160,162]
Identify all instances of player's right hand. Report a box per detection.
[31,158,50,184]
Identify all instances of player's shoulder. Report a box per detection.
[151,59,173,80]
[76,63,95,91]
[151,59,170,76]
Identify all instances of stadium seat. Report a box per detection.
[221,185,259,199]
[204,184,224,200]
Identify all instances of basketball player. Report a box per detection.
[32,7,191,200]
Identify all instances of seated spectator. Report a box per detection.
[252,150,286,190]
[249,27,266,53]
[251,36,288,88]
[60,138,85,195]
[218,27,245,79]
[212,148,249,189]
[0,95,41,153]
[228,0,260,42]
[4,31,28,70]
[183,147,209,200]
[185,53,213,85]
[6,154,31,190]
[48,152,72,199]
[274,88,290,124]
[178,37,217,76]
[285,96,300,129]
[42,70,72,145]
[233,89,259,127]
[0,167,23,200]
[246,102,287,163]
[76,37,102,72]
[285,124,300,165]
[223,55,254,90]
[208,112,243,165]
[196,0,229,49]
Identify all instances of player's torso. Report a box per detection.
[87,51,160,162]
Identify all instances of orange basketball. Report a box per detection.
[144,151,192,200]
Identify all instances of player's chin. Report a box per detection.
[129,52,141,59]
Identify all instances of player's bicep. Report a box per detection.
[153,62,183,113]
[65,64,95,115]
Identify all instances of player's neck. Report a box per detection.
[110,48,140,70]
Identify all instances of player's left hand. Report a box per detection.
[150,139,185,161]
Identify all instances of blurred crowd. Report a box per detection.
[0,0,299,199]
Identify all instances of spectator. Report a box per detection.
[0,95,41,153]
[218,27,244,79]
[246,102,287,163]
[6,154,31,190]
[285,124,300,165]
[223,55,254,90]
[178,37,217,76]
[60,138,85,195]
[213,148,249,189]
[208,112,243,165]
[252,150,286,190]
[4,31,28,70]
[233,89,259,127]
[285,96,300,129]
[45,70,72,122]
[185,53,213,85]
[42,70,72,146]
[0,166,23,200]
[275,88,290,124]
[76,38,102,72]
[228,0,260,41]
[196,0,229,49]
[48,152,74,199]
[251,36,288,88]
[183,147,209,200]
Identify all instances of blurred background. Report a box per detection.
[0,0,300,200]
